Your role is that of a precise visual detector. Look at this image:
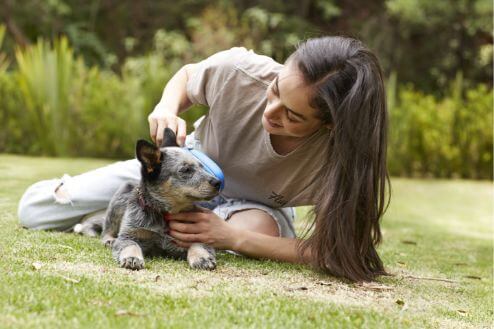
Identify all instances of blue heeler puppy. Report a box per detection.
[75,128,221,270]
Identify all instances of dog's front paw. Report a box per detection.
[187,243,216,270]
[120,256,144,270]
[189,254,216,270]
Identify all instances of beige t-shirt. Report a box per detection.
[186,47,329,207]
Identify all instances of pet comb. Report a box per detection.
[184,148,225,191]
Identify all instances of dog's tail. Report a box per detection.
[73,209,105,238]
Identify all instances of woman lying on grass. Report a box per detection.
[18,36,390,282]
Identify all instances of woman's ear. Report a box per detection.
[136,140,161,173]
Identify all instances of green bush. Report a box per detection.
[0,36,491,179]
[453,83,493,178]
[15,37,80,156]
[70,66,144,158]
[0,25,8,72]
[0,71,31,154]
[1,33,207,159]
[388,73,493,179]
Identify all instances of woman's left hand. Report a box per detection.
[166,207,237,250]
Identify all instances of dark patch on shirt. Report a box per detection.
[268,191,287,207]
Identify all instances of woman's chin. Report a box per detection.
[261,118,271,132]
[262,122,273,133]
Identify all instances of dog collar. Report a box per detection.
[136,187,169,215]
[183,147,225,191]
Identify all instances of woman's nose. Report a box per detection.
[265,99,283,117]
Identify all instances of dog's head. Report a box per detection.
[135,128,221,209]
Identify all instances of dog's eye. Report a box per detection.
[179,166,193,175]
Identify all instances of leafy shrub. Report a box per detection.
[0,35,491,179]
[0,25,8,72]
[15,37,80,156]
[388,73,493,179]
[0,71,31,154]
[453,83,493,178]
[3,33,206,159]
[70,66,143,158]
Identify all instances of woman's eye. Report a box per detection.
[273,84,279,96]
[285,109,298,123]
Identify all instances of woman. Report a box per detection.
[18,36,390,282]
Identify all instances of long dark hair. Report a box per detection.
[291,36,391,282]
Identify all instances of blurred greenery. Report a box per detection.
[1,0,491,92]
[387,72,493,179]
[0,0,492,179]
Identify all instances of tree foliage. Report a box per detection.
[0,0,492,92]
[0,1,492,178]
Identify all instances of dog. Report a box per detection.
[74,128,220,270]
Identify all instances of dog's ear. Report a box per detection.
[161,128,179,148]
[136,139,161,174]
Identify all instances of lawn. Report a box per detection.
[0,154,492,328]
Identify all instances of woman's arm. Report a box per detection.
[148,63,197,146]
[166,208,312,265]
[232,228,311,264]
[155,64,196,115]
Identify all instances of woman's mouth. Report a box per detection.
[267,120,283,128]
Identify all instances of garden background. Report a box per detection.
[0,1,493,328]
[0,0,492,178]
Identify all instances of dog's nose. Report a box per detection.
[209,178,221,191]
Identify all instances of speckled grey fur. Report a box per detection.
[77,128,221,271]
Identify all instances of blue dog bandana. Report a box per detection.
[184,148,225,191]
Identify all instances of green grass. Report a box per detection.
[0,154,492,328]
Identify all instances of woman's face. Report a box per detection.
[262,61,327,138]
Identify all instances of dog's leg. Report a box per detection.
[73,210,105,237]
[112,238,145,270]
[187,243,216,270]
[101,183,134,248]
[101,205,121,248]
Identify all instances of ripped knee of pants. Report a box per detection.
[53,174,74,205]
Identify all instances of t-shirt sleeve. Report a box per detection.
[186,47,250,106]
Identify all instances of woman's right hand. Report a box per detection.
[148,103,187,147]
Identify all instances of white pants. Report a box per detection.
[17,133,297,237]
